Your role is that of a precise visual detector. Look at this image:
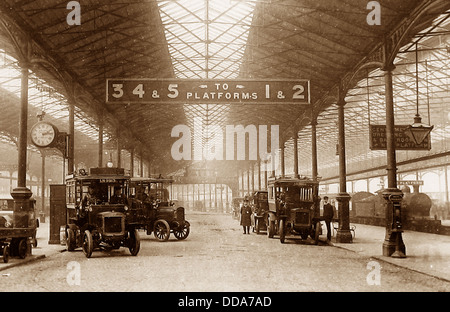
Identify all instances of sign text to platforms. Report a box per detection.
[106,79,310,105]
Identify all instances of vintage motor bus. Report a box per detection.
[267,177,322,244]
[64,167,140,258]
[129,177,190,242]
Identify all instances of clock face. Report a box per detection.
[31,122,57,147]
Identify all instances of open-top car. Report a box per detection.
[64,167,140,258]
[251,191,269,234]
[267,177,322,244]
[129,176,190,242]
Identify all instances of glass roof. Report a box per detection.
[157,0,257,79]
[0,49,110,147]
[157,0,258,157]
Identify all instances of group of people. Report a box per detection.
[238,194,336,241]
[81,184,127,209]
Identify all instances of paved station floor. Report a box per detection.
[332,223,450,283]
[1,218,450,285]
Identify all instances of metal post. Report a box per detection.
[12,60,33,230]
[116,132,121,168]
[130,149,134,177]
[68,100,75,174]
[247,168,250,195]
[293,130,299,178]
[264,162,268,190]
[336,90,353,243]
[280,145,285,178]
[258,161,262,190]
[17,66,29,188]
[241,170,244,197]
[41,151,45,219]
[311,117,318,182]
[251,163,255,193]
[98,116,103,168]
[382,64,406,258]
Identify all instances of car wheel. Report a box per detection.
[18,238,28,259]
[2,245,9,263]
[66,228,76,251]
[128,229,140,256]
[279,219,285,244]
[154,220,170,242]
[174,221,190,240]
[82,230,94,258]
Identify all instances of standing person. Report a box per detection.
[240,196,252,234]
[323,196,334,241]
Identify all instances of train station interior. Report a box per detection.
[0,1,450,255]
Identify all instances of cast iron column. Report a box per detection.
[116,131,121,168]
[382,64,406,258]
[11,61,34,232]
[241,170,244,196]
[311,116,318,182]
[68,100,75,174]
[98,115,103,167]
[251,163,255,193]
[247,167,250,195]
[336,91,353,243]
[130,149,135,177]
[258,161,262,190]
[293,130,299,179]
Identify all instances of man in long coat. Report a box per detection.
[240,196,252,234]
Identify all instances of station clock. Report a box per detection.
[30,121,58,148]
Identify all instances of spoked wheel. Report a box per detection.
[279,219,286,244]
[82,230,94,258]
[2,245,9,263]
[154,220,170,242]
[18,238,28,259]
[174,221,190,240]
[66,228,76,251]
[313,221,321,245]
[128,229,140,256]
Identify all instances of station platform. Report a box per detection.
[1,219,450,285]
[0,221,64,272]
[332,222,450,282]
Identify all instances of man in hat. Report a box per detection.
[323,196,334,241]
[240,196,252,234]
[110,186,127,204]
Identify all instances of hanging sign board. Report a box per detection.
[369,125,431,150]
[397,180,424,186]
[106,78,310,105]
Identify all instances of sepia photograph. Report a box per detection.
[0,0,449,301]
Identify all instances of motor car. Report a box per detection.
[129,176,190,242]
